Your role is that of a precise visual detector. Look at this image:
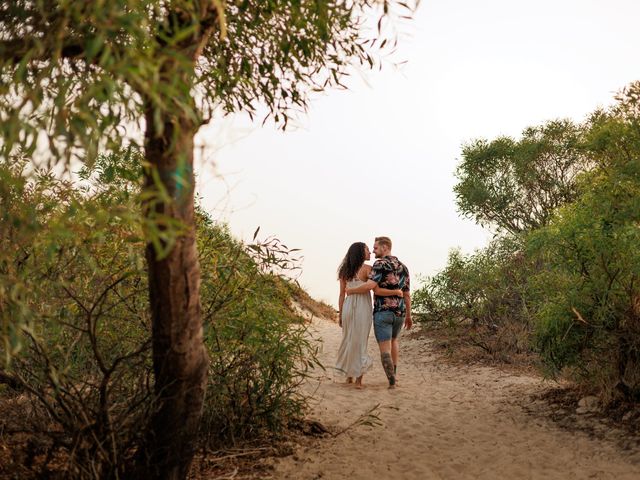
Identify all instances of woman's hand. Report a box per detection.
[394,289,403,296]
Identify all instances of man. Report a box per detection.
[346,236,411,388]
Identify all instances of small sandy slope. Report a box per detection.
[272,317,640,479]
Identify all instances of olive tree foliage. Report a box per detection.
[454,120,593,234]
[0,2,418,478]
[0,0,417,358]
[0,0,415,166]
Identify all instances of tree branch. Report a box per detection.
[0,37,86,64]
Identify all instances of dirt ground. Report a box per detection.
[3,315,639,479]
[268,317,640,480]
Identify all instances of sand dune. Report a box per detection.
[272,317,640,479]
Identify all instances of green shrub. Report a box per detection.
[527,84,640,401]
[419,82,640,399]
[413,236,535,357]
[0,156,152,479]
[197,212,319,445]
[0,154,318,477]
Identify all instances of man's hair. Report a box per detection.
[375,236,392,249]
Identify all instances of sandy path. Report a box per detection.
[272,317,640,479]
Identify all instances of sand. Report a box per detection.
[271,317,640,479]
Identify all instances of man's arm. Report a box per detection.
[374,286,403,296]
[402,263,412,329]
[347,283,401,296]
[403,291,412,330]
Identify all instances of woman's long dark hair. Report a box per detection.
[337,242,366,281]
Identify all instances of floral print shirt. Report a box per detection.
[369,255,410,315]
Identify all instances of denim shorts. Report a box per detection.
[373,310,405,342]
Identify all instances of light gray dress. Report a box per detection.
[335,279,373,378]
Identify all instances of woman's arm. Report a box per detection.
[347,282,402,297]
[374,286,403,297]
[346,279,376,295]
[338,278,346,327]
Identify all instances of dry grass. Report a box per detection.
[288,283,337,323]
[410,321,539,376]
[522,386,640,453]
[0,406,62,480]
[189,420,330,480]
[0,422,318,480]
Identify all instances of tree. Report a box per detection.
[528,82,640,402]
[454,119,592,234]
[0,1,415,478]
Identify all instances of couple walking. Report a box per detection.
[335,236,412,389]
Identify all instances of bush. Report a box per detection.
[419,82,640,400]
[0,157,152,479]
[417,117,595,363]
[527,83,640,402]
[197,213,320,445]
[413,236,535,358]
[0,154,318,478]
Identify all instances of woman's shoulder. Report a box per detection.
[357,263,371,273]
[356,264,372,281]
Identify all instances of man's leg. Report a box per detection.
[391,337,400,375]
[390,314,404,377]
[374,311,396,388]
[378,340,396,388]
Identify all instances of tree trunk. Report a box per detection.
[139,106,209,479]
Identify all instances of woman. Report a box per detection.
[335,242,402,388]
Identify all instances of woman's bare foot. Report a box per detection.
[346,377,354,384]
[355,375,364,389]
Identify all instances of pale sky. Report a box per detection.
[194,0,640,307]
